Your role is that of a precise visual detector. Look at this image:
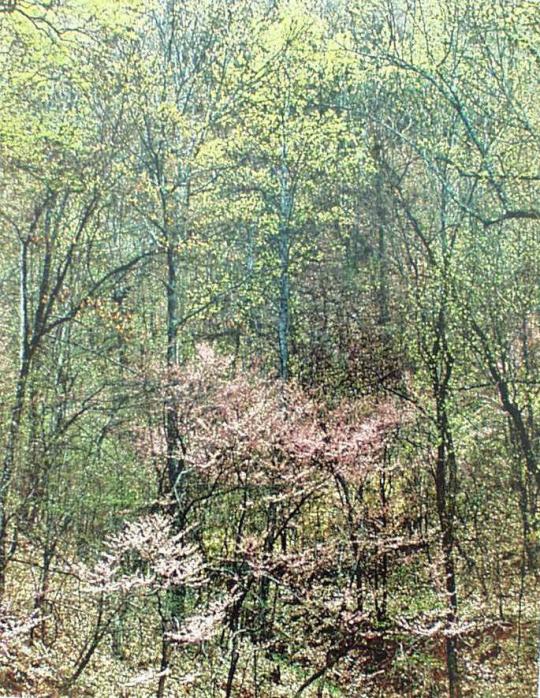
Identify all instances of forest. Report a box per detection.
[0,0,539,696]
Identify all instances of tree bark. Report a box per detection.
[278,161,291,381]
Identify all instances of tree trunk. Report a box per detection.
[434,403,461,698]
[278,164,291,381]
[0,238,31,596]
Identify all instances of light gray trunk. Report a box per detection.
[278,161,291,380]
[164,174,189,515]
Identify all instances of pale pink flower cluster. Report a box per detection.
[151,345,405,491]
[167,598,227,644]
[396,612,489,639]
[130,347,404,499]
[81,514,204,594]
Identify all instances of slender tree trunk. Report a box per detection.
[278,250,290,380]
[259,496,277,640]
[0,238,32,596]
[156,630,169,698]
[161,186,189,664]
[434,401,461,698]
[166,240,179,367]
[163,176,189,516]
[471,320,539,569]
[373,141,389,329]
[0,367,29,596]
[165,238,184,513]
[278,167,291,381]
[431,282,460,698]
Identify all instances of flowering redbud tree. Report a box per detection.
[131,346,420,694]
